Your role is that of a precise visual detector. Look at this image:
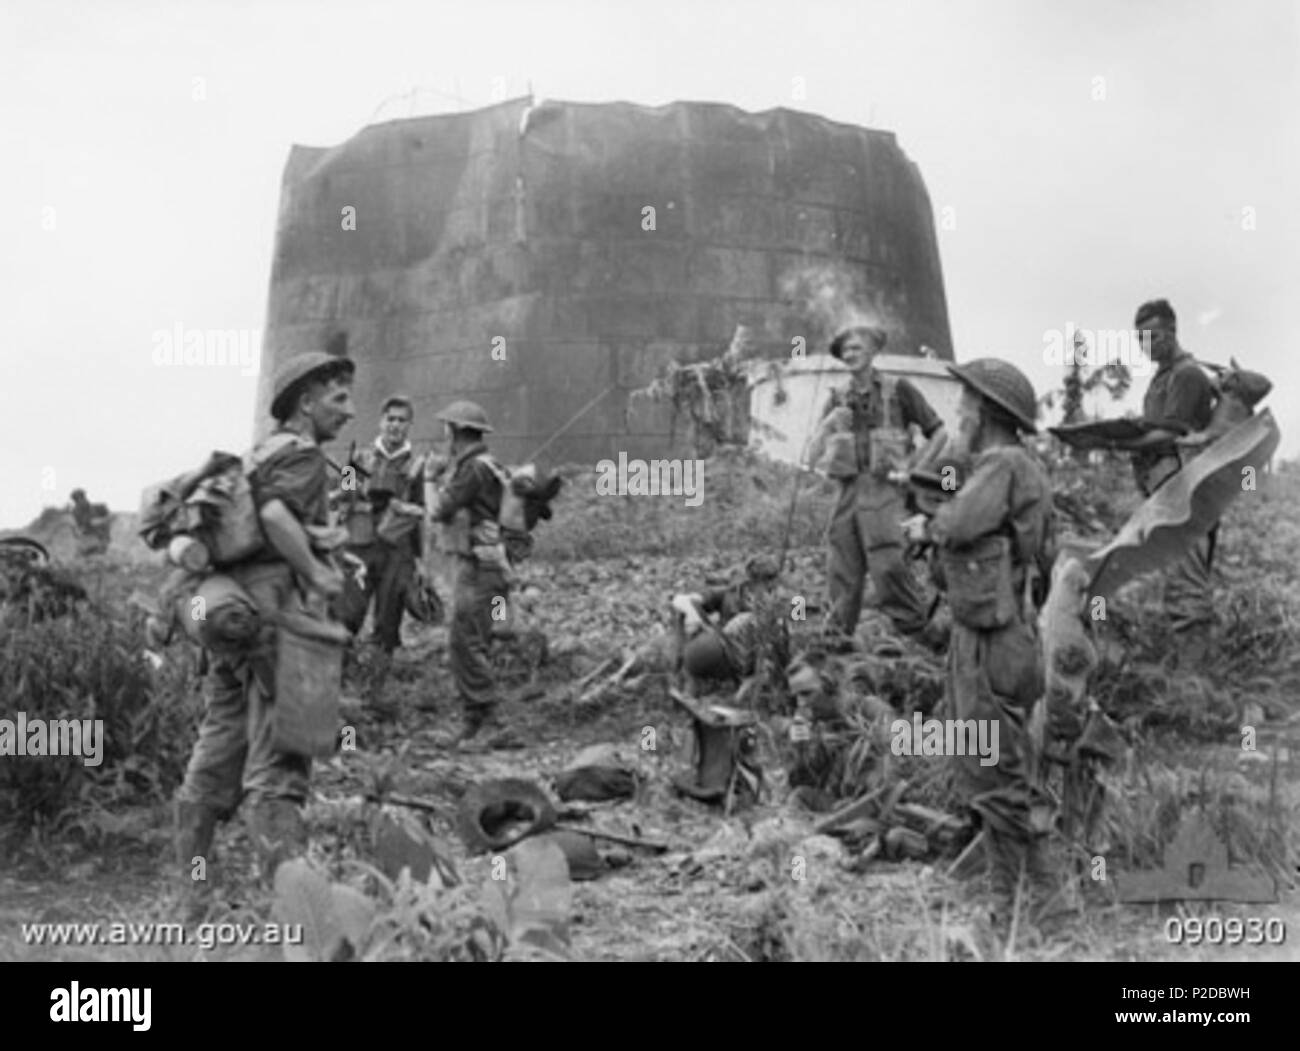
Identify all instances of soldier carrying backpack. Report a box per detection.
[142,349,357,914]
[424,399,562,750]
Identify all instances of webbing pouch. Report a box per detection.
[942,534,1018,630]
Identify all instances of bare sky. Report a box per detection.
[2,0,1296,527]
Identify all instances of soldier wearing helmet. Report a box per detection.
[816,325,948,646]
[928,357,1057,921]
[424,400,520,749]
[671,553,788,687]
[173,346,355,913]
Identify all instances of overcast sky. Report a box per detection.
[1,0,1296,527]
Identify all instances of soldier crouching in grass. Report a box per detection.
[423,400,523,751]
[928,358,1058,922]
[172,351,354,913]
[671,554,789,701]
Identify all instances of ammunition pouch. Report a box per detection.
[439,510,472,556]
[376,504,418,547]
[819,432,860,480]
[941,534,1018,631]
[343,504,376,546]
[868,427,912,482]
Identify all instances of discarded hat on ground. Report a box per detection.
[404,577,445,625]
[554,743,637,803]
[456,778,557,854]
[0,536,50,567]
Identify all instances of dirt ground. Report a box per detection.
[3,462,1298,964]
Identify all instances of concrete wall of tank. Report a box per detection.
[255,97,952,465]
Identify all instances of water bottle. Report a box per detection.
[167,535,211,573]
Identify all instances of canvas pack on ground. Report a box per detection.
[670,693,763,813]
[942,533,1019,631]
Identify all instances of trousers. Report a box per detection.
[449,555,509,712]
[350,539,416,652]
[826,475,929,636]
[1165,530,1215,635]
[175,561,311,816]
[947,617,1044,845]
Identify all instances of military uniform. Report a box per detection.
[823,375,942,637]
[428,440,509,723]
[346,438,424,652]
[174,428,332,880]
[932,441,1055,895]
[1134,349,1217,641]
[677,562,788,682]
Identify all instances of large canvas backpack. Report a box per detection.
[139,432,310,569]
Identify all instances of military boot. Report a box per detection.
[173,798,220,921]
[455,705,524,752]
[246,797,308,884]
[985,829,1026,909]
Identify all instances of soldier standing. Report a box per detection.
[424,400,521,749]
[172,350,353,908]
[817,326,948,645]
[1112,299,1217,668]
[342,396,426,704]
[929,358,1057,916]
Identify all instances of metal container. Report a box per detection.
[167,535,211,573]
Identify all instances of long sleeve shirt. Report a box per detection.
[1133,349,1214,492]
[931,443,1054,586]
[429,442,502,528]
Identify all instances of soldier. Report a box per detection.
[671,554,788,691]
[424,400,521,749]
[815,326,948,646]
[1112,299,1217,667]
[68,488,111,554]
[172,350,353,909]
[341,396,426,703]
[928,358,1056,916]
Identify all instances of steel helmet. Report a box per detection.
[947,358,1039,433]
[270,350,355,421]
[436,400,494,433]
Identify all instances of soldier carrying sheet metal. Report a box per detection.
[1106,299,1217,669]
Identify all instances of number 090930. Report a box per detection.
[1164,916,1285,946]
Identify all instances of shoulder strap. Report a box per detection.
[474,451,510,486]
[248,430,309,470]
[877,373,904,429]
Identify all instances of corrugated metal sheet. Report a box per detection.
[747,353,962,466]
[256,97,953,465]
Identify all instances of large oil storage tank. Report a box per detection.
[254,97,952,463]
